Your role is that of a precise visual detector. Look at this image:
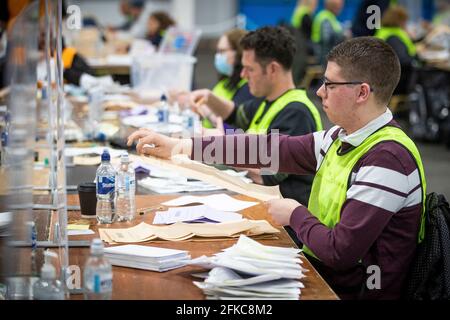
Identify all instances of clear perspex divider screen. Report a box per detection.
[1,0,69,300]
[131,53,197,94]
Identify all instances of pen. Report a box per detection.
[138,205,165,215]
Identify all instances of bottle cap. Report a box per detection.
[161,94,167,101]
[120,153,130,164]
[40,251,58,280]
[96,132,106,142]
[90,238,104,255]
[101,149,110,162]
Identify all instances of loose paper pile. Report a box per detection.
[153,205,242,224]
[104,244,190,272]
[129,154,282,201]
[161,194,257,212]
[99,220,279,243]
[138,177,224,194]
[188,235,306,300]
[67,223,95,236]
[134,160,226,193]
[135,161,251,194]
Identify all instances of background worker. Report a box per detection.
[291,0,318,43]
[186,28,253,129]
[184,27,324,207]
[109,0,145,32]
[146,11,176,48]
[375,5,417,95]
[311,0,345,65]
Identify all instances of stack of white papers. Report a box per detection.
[104,244,190,272]
[153,205,242,224]
[188,235,306,300]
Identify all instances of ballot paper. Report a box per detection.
[162,194,258,212]
[188,235,305,278]
[129,154,282,202]
[153,205,242,224]
[68,229,95,236]
[189,235,306,300]
[99,220,279,243]
[134,161,252,192]
[133,161,182,178]
[138,177,224,194]
[104,244,190,272]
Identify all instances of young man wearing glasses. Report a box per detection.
[127,37,426,300]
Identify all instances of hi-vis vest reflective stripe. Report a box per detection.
[202,78,248,128]
[311,10,342,43]
[375,27,416,57]
[302,125,427,259]
[62,47,77,69]
[246,89,323,134]
[291,5,310,29]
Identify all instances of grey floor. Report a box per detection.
[193,46,450,199]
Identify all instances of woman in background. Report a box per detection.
[146,11,175,48]
[191,28,254,128]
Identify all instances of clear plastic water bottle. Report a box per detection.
[96,149,115,224]
[33,251,65,300]
[182,107,201,136]
[182,107,195,133]
[157,94,169,123]
[115,153,136,222]
[83,239,112,300]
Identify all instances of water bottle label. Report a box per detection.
[92,274,113,293]
[157,109,168,122]
[124,176,130,192]
[97,176,115,195]
[187,116,194,128]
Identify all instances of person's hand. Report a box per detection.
[201,116,224,136]
[189,89,211,107]
[127,128,192,159]
[265,199,302,226]
[168,89,189,106]
[196,104,213,120]
[246,168,263,185]
[189,89,212,116]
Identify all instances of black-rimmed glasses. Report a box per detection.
[320,78,374,94]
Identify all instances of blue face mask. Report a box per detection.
[214,53,233,77]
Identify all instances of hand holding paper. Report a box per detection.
[127,128,192,159]
[153,205,242,224]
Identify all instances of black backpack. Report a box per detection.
[405,192,450,300]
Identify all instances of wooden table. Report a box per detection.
[67,193,338,300]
